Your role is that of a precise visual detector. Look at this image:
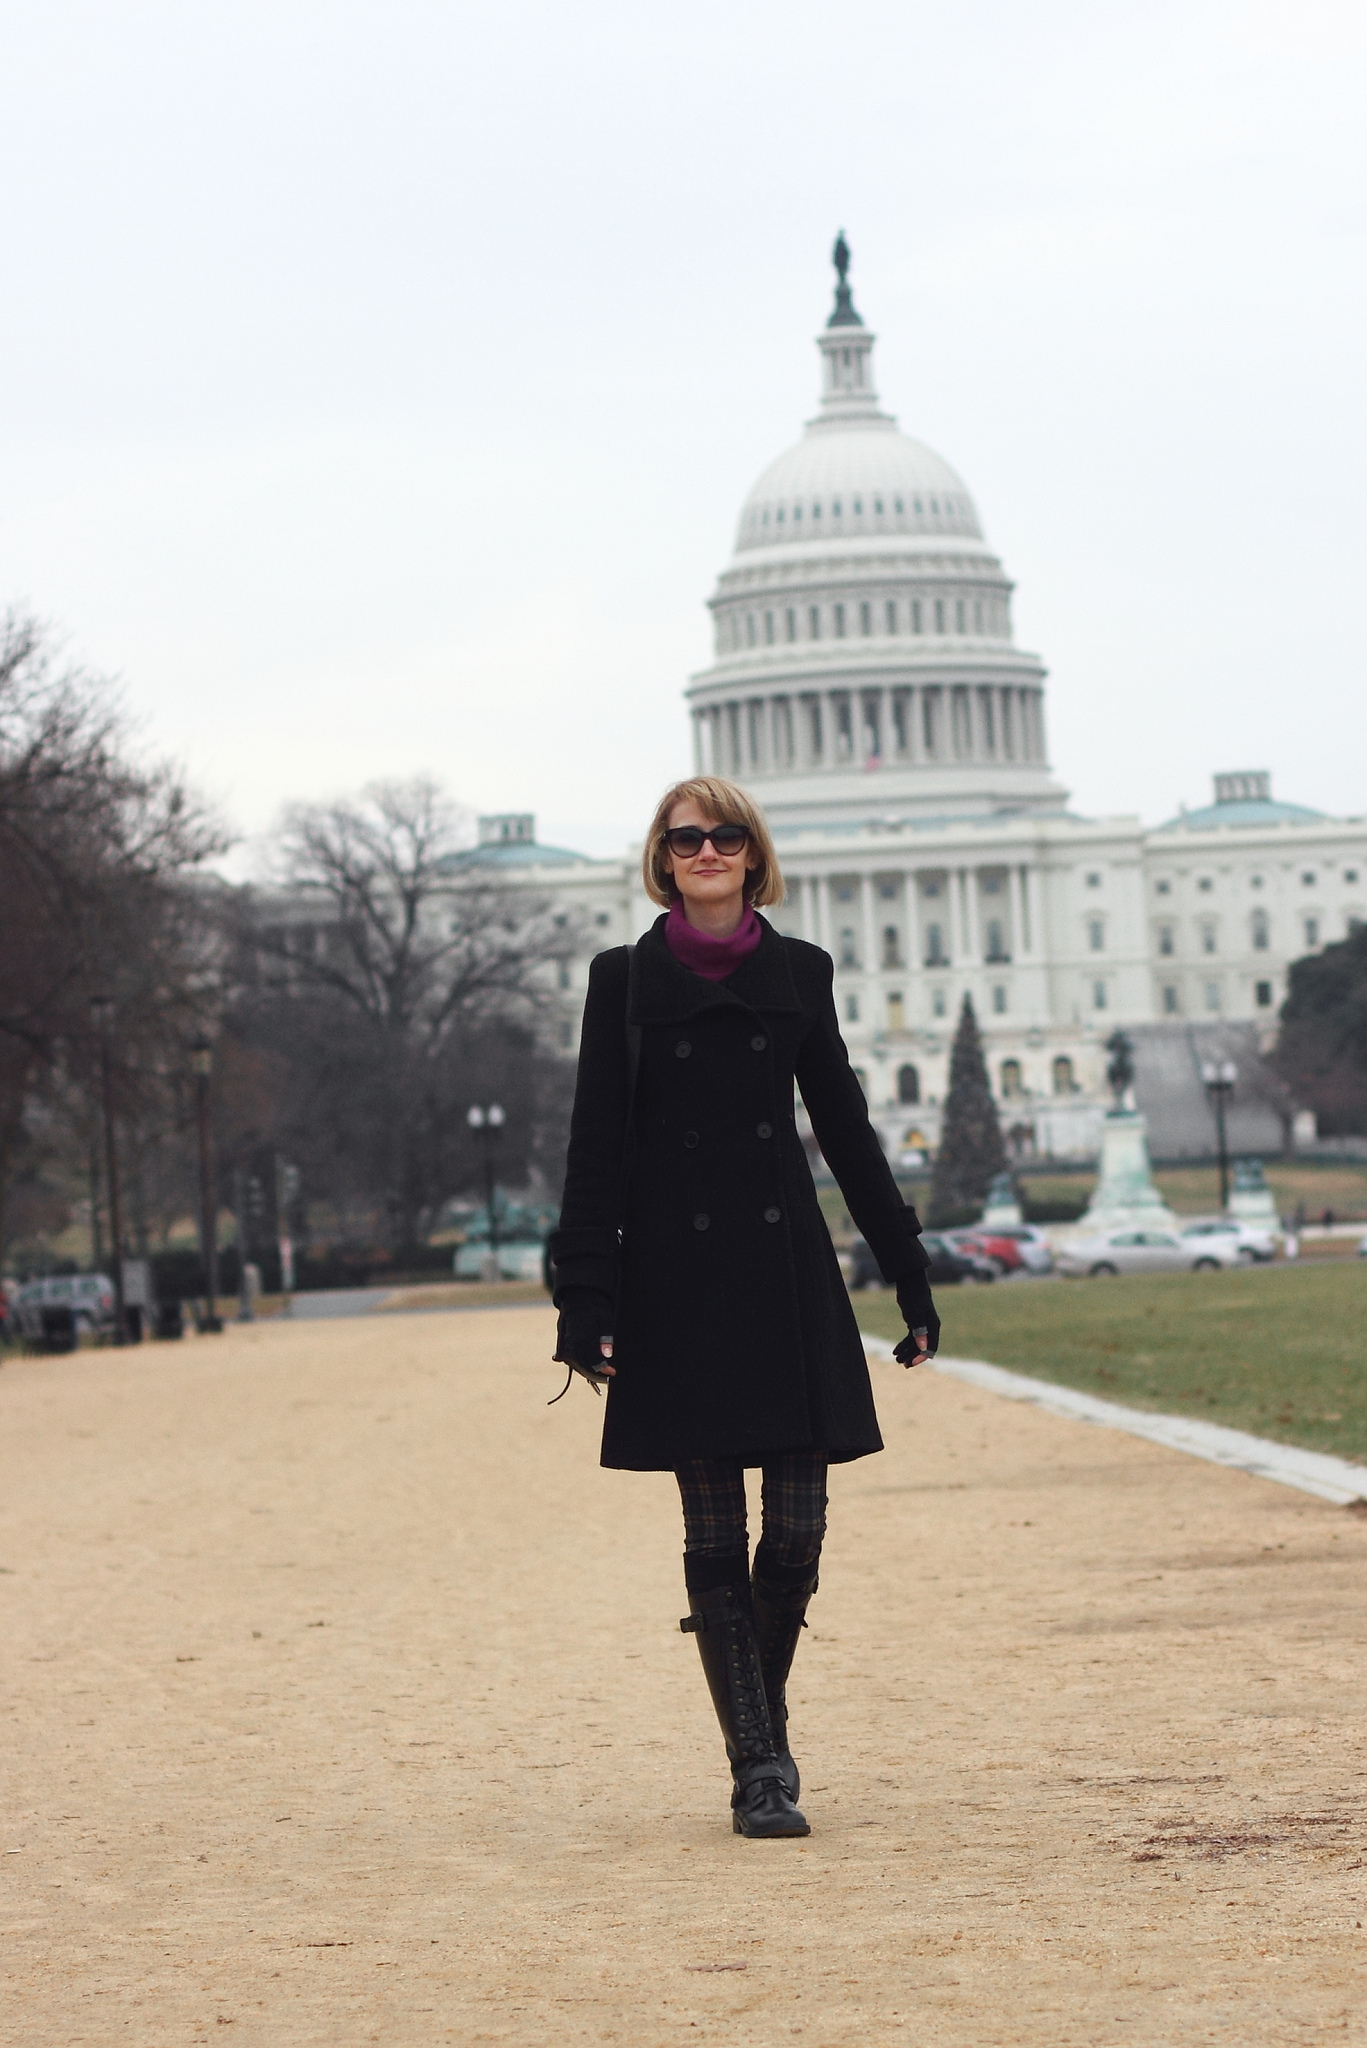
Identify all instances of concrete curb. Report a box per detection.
[860,1334,1367,1507]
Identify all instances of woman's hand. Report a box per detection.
[552,1297,617,1398]
[893,1271,940,1369]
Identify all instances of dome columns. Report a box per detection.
[692,680,1048,781]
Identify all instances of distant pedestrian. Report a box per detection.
[548,776,938,1839]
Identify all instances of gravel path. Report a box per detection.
[2,1307,1365,2045]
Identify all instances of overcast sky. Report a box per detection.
[2,0,1364,866]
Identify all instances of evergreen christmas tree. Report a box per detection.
[927,994,1008,1225]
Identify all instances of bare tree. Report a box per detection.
[226,778,584,1252]
[0,612,227,1267]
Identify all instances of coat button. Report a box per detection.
[763,1206,782,1224]
[756,1121,773,1139]
[683,1131,699,1149]
[693,1212,710,1231]
[750,1034,767,1051]
[675,1039,692,1059]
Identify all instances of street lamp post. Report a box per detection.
[1202,1058,1238,1212]
[90,995,126,1345]
[467,1104,506,1278]
[190,1036,222,1332]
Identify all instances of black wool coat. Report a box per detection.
[550,913,930,1472]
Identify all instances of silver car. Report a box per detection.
[1180,1218,1278,1263]
[1057,1229,1245,1278]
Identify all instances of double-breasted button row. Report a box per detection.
[683,1131,699,1149]
[764,1206,782,1224]
[693,1212,710,1231]
[756,1121,773,1140]
[675,1039,691,1059]
[750,1034,767,1052]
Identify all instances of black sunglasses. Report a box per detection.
[663,824,750,858]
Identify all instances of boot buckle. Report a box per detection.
[680,1613,706,1634]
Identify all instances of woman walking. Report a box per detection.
[549,776,939,1838]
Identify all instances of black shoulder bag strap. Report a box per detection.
[623,942,642,1136]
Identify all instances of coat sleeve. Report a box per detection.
[547,946,632,1306]
[793,948,930,1283]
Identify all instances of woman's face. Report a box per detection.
[661,799,757,915]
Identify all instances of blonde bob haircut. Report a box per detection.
[642,776,785,911]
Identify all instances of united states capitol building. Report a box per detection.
[470,249,1365,1161]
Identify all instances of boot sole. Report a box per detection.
[732,1813,811,1838]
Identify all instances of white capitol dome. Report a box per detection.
[686,240,1065,830]
[734,425,983,554]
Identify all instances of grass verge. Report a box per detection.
[856,1261,1367,1464]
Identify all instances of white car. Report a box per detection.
[1180,1218,1278,1263]
[1057,1229,1246,1278]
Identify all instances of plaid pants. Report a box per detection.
[674,1454,828,1570]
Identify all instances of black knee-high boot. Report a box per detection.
[751,1548,820,1803]
[680,1564,810,1838]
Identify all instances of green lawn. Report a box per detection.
[857,1261,1367,1464]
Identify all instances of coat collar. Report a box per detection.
[629,913,804,1024]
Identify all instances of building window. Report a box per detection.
[974,599,983,632]
[860,601,872,636]
[1250,874,1264,889]
[1086,872,1101,888]
[992,984,1008,1015]
[1162,984,1179,1014]
[557,962,572,991]
[1087,919,1105,952]
[881,925,902,968]
[935,599,946,633]
[886,600,897,633]
[1156,879,1171,895]
[1304,915,1320,946]
[878,878,898,900]
[887,991,905,1031]
[1092,980,1108,1009]
[912,600,923,633]
[838,927,858,968]
[845,994,860,1023]
[1158,925,1174,956]
[833,603,846,638]
[1255,980,1274,1007]
[1200,921,1217,954]
[985,919,1008,963]
[764,611,775,644]
[1251,909,1270,950]
[560,1021,574,1048]
[922,878,941,898]
[1052,1055,1076,1095]
[1000,1058,1023,1098]
[924,922,948,967]
[955,598,966,632]
[1198,877,1213,893]
[898,1062,920,1104]
[785,608,797,642]
[931,987,947,1018]
[1346,869,1360,884]
[746,614,756,646]
[595,912,609,926]
[1204,981,1221,1011]
[1302,872,1316,886]
[809,605,821,639]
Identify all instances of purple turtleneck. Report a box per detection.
[665,898,762,982]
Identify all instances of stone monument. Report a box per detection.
[1228,1157,1279,1226]
[981,1171,1024,1227]
[1072,1031,1180,1237]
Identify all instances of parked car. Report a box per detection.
[844,1233,996,1289]
[1057,1229,1246,1278]
[12,1273,116,1342]
[1180,1218,1278,1263]
[945,1225,1054,1276]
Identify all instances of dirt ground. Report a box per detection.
[2,1307,1365,2047]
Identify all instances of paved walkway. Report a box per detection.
[3,1308,1365,2045]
